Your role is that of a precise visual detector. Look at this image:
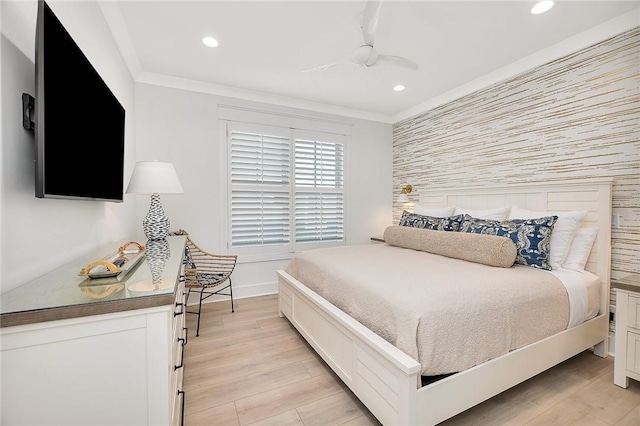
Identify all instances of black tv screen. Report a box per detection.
[35,0,125,202]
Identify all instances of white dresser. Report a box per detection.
[613,274,640,389]
[0,236,187,425]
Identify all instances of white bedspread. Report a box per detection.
[285,244,599,376]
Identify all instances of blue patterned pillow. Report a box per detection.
[459,214,558,270]
[399,211,463,232]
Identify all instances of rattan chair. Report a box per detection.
[171,230,237,336]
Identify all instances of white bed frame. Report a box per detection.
[277,180,612,425]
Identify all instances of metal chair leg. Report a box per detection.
[230,278,234,313]
[196,288,204,337]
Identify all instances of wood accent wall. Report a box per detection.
[393,28,640,283]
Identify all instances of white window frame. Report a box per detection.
[293,130,345,250]
[224,119,348,261]
[227,122,293,257]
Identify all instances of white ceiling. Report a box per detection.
[106,1,640,122]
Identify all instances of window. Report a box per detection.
[227,122,345,255]
[294,137,344,244]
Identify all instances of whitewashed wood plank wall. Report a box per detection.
[393,28,640,284]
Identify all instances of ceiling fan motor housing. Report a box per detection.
[304,1,418,72]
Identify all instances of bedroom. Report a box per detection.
[1,0,639,425]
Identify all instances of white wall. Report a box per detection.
[135,83,392,298]
[1,0,136,292]
[0,0,391,298]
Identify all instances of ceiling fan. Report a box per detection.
[304,0,419,72]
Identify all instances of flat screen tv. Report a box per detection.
[35,0,125,202]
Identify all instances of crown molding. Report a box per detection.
[137,71,394,123]
[97,0,392,123]
[99,2,637,126]
[392,8,640,123]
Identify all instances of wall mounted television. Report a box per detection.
[35,0,125,202]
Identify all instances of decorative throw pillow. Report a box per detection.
[562,227,599,271]
[509,206,587,270]
[413,205,456,218]
[460,214,558,270]
[437,215,465,232]
[454,206,511,221]
[399,211,463,232]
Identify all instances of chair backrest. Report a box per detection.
[169,229,238,276]
[170,230,237,275]
[186,236,237,275]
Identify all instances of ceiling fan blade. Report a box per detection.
[302,49,363,72]
[302,57,360,72]
[361,0,382,46]
[376,54,419,71]
[302,62,342,72]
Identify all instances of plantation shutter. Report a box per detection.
[229,124,291,248]
[294,137,344,245]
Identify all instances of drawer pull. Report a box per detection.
[174,302,184,317]
[174,337,186,370]
[183,326,189,346]
[177,390,186,426]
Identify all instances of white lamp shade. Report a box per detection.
[126,161,184,194]
[397,193,409,203]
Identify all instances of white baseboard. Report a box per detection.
[185,281,278,306]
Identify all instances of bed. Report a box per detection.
[276,180,612,425]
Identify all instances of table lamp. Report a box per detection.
[126,161,183,240]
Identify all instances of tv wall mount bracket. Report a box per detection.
[22,93,35,131]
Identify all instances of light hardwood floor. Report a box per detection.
[183,294,640,426]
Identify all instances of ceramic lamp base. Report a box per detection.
[143,193,170,240]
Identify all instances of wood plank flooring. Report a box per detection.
[183,294,640,425]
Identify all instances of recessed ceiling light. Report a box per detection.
[531,1,554,15]
[202,36,219,47]
[393,85,405,92]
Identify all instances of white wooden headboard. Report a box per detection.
[419,179,613,316]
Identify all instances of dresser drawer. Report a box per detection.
[614,285,640,388]
[172,283,186,343]
[628,295,640,331]
[171,284,187,388]
[171,366,185,426]
[627,331,640,374]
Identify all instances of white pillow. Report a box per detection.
[562,227,599,271]
[454,206,510,221]
[413,205,456,217]
[508,206,587,270]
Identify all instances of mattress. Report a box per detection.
[284,243,600,376]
